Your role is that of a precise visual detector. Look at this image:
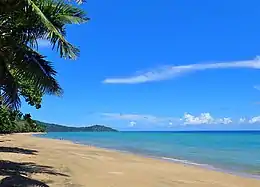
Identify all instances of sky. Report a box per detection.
[22,0,260,131]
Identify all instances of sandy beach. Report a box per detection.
[0,134,259,187]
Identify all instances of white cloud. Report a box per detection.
[183,113,233,125]
[239,118,246,123]
[103,57,260,84]
[100,112,260,127]
[249,116,260,124]
[102,112,236,126]
[239,116,260,124]
[183,113,214,125]
[129,121,136,127]
[218,117,232,125]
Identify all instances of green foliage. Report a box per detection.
[0,0,88,133]
[35,120,118,132]
[0,0,89,109]
[0,107,46,133]
[19,79,43,109]
[0,107,18,133]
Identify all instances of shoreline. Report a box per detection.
[1,134,260,186]
[35,133,260,180]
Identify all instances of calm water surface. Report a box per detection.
[38,131,260,176]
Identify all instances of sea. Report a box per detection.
[37,131,260,177]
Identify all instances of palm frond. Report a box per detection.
[0,59,20,109]
[0,0,88,108]
[1,78,20,110]
[26,0,87,59]
[75,0,85,5]
[12,45,63,96]
[1,0,88,59]
[54,1,89,25]
[67,0,86,5]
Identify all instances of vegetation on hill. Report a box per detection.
[35,121,118,132]
[0,107,45,133]
[0,107,116,133]
[0,0,88,133]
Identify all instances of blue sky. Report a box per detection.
[22,0,260,130]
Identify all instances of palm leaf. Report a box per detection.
[67,0,86,5]
[0,59,20,109]
[11,44,63,96]
[0,0,88,108]
[26,0,87,59]
[53,1,89,25]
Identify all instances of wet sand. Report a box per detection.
[0,133,260,187]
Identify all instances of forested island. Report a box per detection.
[0,107,117,133]
[36,121,118,132]
[0,115,117,134]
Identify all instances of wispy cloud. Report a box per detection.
[129,121,136,127]
[249,116,260,124]
[101,112,237,126]
[101,112,260,126]
[103,57,260,84]
[101,113,178,125]
[239,118,246,123]
[254,85,260,91]
[183,113,232,125]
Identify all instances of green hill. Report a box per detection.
[35,121,118,132]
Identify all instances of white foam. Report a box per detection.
[161,157,207,167]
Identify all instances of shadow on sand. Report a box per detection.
[0,146,38,155]
[0,147,69,187]
[0,140,10,143]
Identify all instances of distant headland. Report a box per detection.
[35,120,118,132]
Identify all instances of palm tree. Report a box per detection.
[0,0,89,109]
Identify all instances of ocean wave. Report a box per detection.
[161,157,209,167]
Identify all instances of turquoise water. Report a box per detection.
[38,131,260,176]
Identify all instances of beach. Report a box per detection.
[0,134,260,187]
